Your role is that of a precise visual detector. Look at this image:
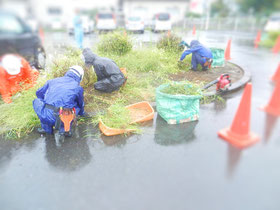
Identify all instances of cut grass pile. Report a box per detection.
[94,103,139,131]
[161,81,203,96]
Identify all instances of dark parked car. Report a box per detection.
[0,10,46,69]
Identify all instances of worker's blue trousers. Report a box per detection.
[191,52,207,69]
[33,98,77,134]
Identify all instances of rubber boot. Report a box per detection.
[37,127,46,134]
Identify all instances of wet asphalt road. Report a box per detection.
[0,31,280,210]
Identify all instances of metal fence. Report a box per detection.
[173,17,268,32]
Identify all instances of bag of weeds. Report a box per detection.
[210,48,225,67]
[156,81,202,124]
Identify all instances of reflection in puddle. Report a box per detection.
[154,115,198,146]
[45,134,91,172]
[263,113,278,143]
[226,144,242,179]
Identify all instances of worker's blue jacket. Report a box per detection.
[33,71,85,133]
[180,40,213,61]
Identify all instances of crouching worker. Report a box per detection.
[33,66,86,137]
[82,48,125,93]
[179,40,213,71]
[0,54,39,103]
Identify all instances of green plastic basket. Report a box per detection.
[156,83,202,124]
[210,48,225,67]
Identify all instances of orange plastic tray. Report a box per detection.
[99,101,154,136]
[126,101,155,124]
[99,120,136,136]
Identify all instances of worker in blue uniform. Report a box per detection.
[179,40,213,71]
[73,10,84,49]
[33,66,86,137]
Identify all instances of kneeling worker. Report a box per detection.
[82,48,125,93]
[0,54,39,103]
[179,40,213,71]
[33,66,86,137]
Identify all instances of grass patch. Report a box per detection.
[260,31,280,48]
[97,32,132,55]
[157,33,184,54]
[0,78,47,139]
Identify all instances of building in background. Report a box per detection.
[122,0,189,25]
[0,0,118,30]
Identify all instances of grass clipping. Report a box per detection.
[95,103,139,132]
[161,81,203,96]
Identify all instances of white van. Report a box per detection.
[264,13,280,32]
[96,13,117,32]
[125,16,145,33]
[152,13,171,32]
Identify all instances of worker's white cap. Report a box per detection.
[2,54,22,75]
[69,65,84,81]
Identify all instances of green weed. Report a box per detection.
[260,31,280,48]
[0,78,47,139]
[97,32,132,55]
[157,33,184,53]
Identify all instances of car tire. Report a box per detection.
[34,47,46,69]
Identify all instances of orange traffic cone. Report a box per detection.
[272,35,280,54]
[218,83,259,149]
[39,27,45,45]
[271,63,280,83]
[167,30,171,37]
[224,39,231,60]
[192,25,196,35]
[254,30,261,48]
[260,81,280,116]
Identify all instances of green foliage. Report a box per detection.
[211,0,230,17]
[260,31,280,48]
[185,12,202,18]
[236,0,280,15]
[177,55,192,70]
[156,33,184,54]
[50,47,96,88]
[161,81,203,96]
[0,79,47,139]
[97,32,132,55]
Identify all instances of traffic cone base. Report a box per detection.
[218,127,259,149]
[260,106,280,117]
